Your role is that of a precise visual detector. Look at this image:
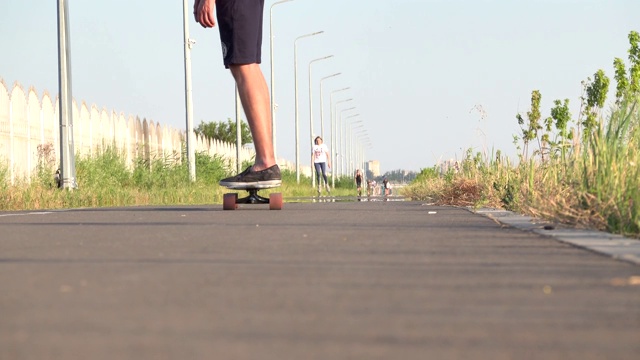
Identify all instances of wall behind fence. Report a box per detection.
[0,79,256,184]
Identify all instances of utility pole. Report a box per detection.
[56,0,77,189]
[182,0,196,181]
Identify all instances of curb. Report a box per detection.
[473,208,640,266]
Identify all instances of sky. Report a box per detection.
[1,0,639,173]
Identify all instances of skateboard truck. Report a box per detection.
[222,187,283,210]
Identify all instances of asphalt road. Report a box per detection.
[1,201,639,360]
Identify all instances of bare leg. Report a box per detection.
[229,63,275,171]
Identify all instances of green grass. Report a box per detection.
[0,147,358,211]
[402,98,640,238]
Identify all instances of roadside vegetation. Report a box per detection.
[0,146,360,211]
[404,30,640,238]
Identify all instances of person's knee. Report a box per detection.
[229,63,259,79]
[229,65,246,84]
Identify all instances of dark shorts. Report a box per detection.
[216,0,265,68]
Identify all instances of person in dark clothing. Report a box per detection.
[355,169,363,197]
[194,0,281,188]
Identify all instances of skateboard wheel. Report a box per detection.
[223,193,238,210]
[269,193,283,210]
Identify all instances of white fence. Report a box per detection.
[0,79,255,184]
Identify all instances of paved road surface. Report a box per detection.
[1,201,639,359]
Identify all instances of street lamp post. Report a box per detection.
[329,88,350,186]
[343,115,360,173]
[341,116,360,176]
[319,73,340,139]
[342,114,362,174]
[353,131,368,177]
[308,55,333,188]
[362,136,373,181]
[349,123,364,175]
[331,99,352,175]
[338,109,357,177]
[358,134,371,179]
[182,0,196,181]
[56,0,77,189]
[269,0,295,161]
[294,31,324,183]
[336,106,356,179]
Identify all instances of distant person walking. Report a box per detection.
[355,169,363,197]
[382,177,390,197]
[312,136,331,194]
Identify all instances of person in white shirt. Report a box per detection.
[312,136,331,193]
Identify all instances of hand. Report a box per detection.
[194,0,216,28]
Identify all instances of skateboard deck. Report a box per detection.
[222,184,283,210]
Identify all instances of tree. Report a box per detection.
[628,30,640,96]
[516,90,543,161]
[550,98,572,161]
[194,118,252,145]
[613,58,629,105]
[582,70,610,140]
[613,30,640,104]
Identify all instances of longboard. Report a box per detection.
[222,184,283,210]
